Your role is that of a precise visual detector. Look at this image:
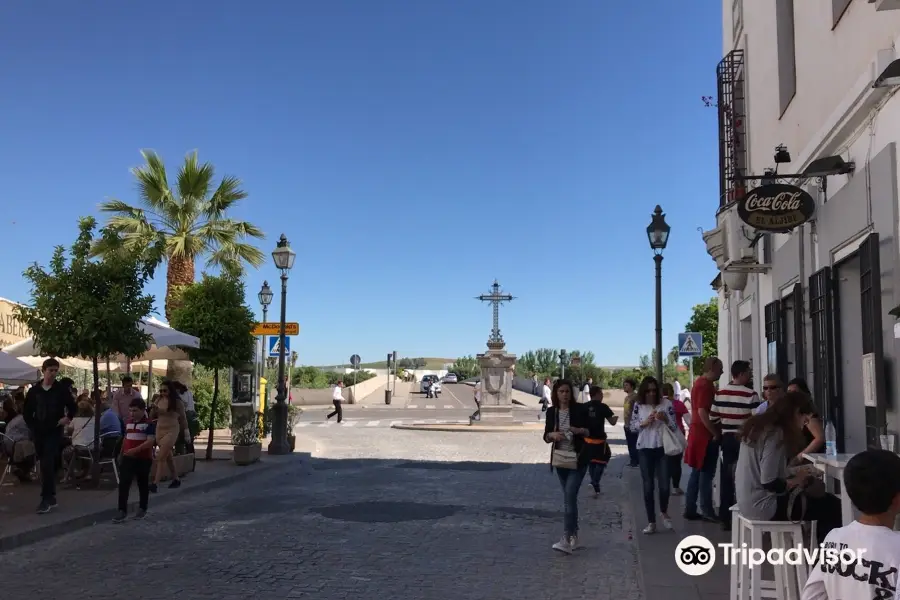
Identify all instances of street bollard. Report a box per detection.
[384,389,391,405]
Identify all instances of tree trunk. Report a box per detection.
[206,367,219,461]
[165,253,196,387]
[91,356,101,484]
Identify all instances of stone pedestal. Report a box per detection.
[471,348,517,425]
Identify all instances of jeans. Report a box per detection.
[556,464,587,536]
[589,462,606,489]
[327,400,343,422]
[118,456,152,512]
[668,452,684,489]
[625,429,640,465]
[35,432,62,501]
[685,439,719,517]
[470,398,481,421]
[718,433,741,521]
[638,447,670,523]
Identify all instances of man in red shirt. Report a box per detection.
[683,357,723,522]
[113,398,155,523]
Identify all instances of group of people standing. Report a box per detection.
[7,358,194,520]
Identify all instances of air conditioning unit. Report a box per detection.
[870,0,900,11]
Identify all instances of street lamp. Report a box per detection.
[559,349,569,379]
[257,280,273,378]
[647,205,670,384]
[268,234,296,455]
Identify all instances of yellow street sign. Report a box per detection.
[252,322,299,336]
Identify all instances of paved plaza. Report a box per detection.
[0,423,647,600]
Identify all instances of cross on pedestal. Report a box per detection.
[475,279,514,350]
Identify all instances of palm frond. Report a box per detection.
[132,150,174,219]
[177,151,214,219]
[205,174,248,218]
[206,242,265,275]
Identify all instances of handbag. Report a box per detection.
[549,409,579,470]
[662,425,687,456]
[786,473,827,524]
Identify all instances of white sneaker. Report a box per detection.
[552,535,573,554]
[642,523,657,535]
[662,517,674,531]
[569,534,579,550]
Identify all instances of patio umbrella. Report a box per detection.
[2,317,200,362]
[0,352,40,384]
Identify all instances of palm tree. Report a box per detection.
[93,150,265,382]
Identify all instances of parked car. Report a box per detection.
[420,374,442,395]
[442,373,458,384]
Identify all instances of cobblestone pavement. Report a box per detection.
[1,427,642,600]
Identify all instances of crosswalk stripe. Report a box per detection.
[366,421,380,427]
[407,405,418,409]
[390,420,402,426]
[443,405,454,409]
[425,405,435,409]
[317,422,335,428]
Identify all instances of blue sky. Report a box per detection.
[0,1,722,367]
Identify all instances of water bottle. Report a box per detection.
[825,420,837,457]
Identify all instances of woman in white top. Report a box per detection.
[629,375,679,533]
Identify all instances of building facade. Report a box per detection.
[704,0,900,452]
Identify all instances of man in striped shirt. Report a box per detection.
[710,360,759,530]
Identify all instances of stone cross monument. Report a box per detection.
[473,280,517,425]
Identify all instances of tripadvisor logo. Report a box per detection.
[674,535,867,577]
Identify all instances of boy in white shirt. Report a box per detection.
[802,449,900,600]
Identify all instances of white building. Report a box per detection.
[704,0,900,453]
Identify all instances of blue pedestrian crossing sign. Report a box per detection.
[269,336,291,358]
[678,332,703,357]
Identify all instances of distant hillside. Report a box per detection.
[319,357,454,370]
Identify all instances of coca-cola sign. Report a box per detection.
[737,183,815,231]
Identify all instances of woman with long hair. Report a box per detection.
[542,378,591,554]
[629,376,678,533]
[662,382,688,496]
[150,380,188,493]
[736,391,842,539]
[786,377,825,461]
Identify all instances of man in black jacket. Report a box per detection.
[23,358,76,514]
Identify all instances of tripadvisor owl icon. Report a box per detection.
[675,535,717,576]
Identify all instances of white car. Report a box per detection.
[420,375,442,395]
[442,373,458,384]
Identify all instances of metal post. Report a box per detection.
[268,272,290,455]
[261,305,268,382]
[654,254,664,383]
[689,359,694,393]
[391,350,397,397]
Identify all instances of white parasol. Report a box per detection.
[0,352,40,384]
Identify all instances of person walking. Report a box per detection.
[581,377,592,403]
[542,379,590,554]
[149,380,188,493]
[540,377,552,416]
[584,385,617,496]
[470,383,481,422]
[710,360,760,530]
[683,357,723,522]
[327,381,344,423]
[113,398,155,523]
[622,378,640,468]
[22,358,76,514]
[629,375,678,534]
[663,383,688,495]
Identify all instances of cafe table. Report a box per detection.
[801,452,858,526]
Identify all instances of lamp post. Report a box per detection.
[647,205,671,384]
[268,234,296,455]
[257,281,273,379]
[559,349,569,379]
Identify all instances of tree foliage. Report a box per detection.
[169,274,256,460]
[397,357,426,369]
[684,297,719,372]
[15,217,156,475]
[449,355,479,380]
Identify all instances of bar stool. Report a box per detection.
[729,506,817,600]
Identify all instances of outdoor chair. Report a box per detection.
[65,431,122,485]
[0,432,36,488]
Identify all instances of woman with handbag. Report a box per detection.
[542,378,591,554]
[735,391,842,540]
[663,383,688,495]
[629,375,679,533]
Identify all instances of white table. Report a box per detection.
[802,452,858,526]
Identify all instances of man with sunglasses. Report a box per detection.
[753,374,784,414]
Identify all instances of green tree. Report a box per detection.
[684,297,719,372]
[169,275,256,460]
[192,365,232,430]
[450,355,479,380]
[15,217,155,478]
[91,150,265,385]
